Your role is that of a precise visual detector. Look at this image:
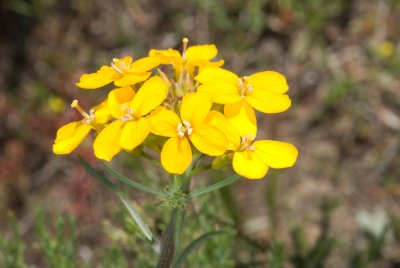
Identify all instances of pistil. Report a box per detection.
[71,100,95,124]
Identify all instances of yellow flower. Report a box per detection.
[378,41,395,58]
[148,93,228,174]
[93,76,168,161]
[195,67,291,114]
[222,103,298,179]
[149,38,224,77]
[53,100,110,154]
[76,56,160,89]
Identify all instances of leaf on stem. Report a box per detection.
[176,231,230,268]
[102,163,166,197]
[190,174,241,197]
[79,157,155,243]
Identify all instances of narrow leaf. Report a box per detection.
[102,163,166,197]
[79,157,155,243]
[176,231,229,268]
[79,157,117,192]
[190,174,241,197]
[118,194,154,243]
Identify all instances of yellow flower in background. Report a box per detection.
[148,93,228,174]
[93,76,168,161]
[149,38,224,77]
[76,56,160,89]
[47,96,65,113]
[53,100,111,154]
[195,67,291,114]
[378,41,395,58]
[222,103,298,179]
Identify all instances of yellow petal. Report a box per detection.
[224,100,257,137]
[131,76,168,117]
[130,56,160,72]
[120,56,133,67]
[55,121,81,142]
[107,86,135,119]
[93,120,123,161]
[197,59,224,68]
[149,49,182,65]
[186,44,218,63]
[161,137,192,174]
[114,72,151,87]
[204,111,240,150]
[249,71,289,94]
[245,89,291,114]
[197,84,241,104]
[195,67,238,86]
[76,66,116,89]
[119,118,150,150]
[93,101,112,124]
[233,150,269,179]
[190,123,227,156]
[53,122,92,154]
[253,140,298,168]
[180,93,212,127]
[148,107,180,137]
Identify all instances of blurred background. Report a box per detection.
[1,0,400,267]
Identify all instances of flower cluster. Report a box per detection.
[53,38,298,179]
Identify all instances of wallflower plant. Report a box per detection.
[53,38,298,267]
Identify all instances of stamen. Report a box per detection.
[247,145,256,151]
[182,37,189,59]
[239,134,256,151]
[111,59,123,74]
[71,100,91,121]
[176,120,193,138]
[120,107,134,123]
[237,76,253,98]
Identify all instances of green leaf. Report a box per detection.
[176,231,229,268]
[78,157,117,192]
[267,241,287,268]
[102,163,166,197]
[79,157,154,243]
[190,174,240,197]
[119,195,154,243]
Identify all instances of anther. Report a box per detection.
[177,120,193,138]
[238,76,253,97]
[120,107,134,123]
[247,145,256,151]
[111,58,127,74]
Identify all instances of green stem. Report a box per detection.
[173,209,185,267]
[158,172,192,268]
[157,210,176,268]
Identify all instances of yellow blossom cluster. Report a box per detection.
[53,38,298,179]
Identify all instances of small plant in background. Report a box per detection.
[0,213,26,268]
[52,38,298,266]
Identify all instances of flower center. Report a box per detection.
[237,76,253,98]
[177,120,193,138]
[111,58,130,74]
[238,134,256,151]
[120,105,134,123]
[71,100,95,124]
